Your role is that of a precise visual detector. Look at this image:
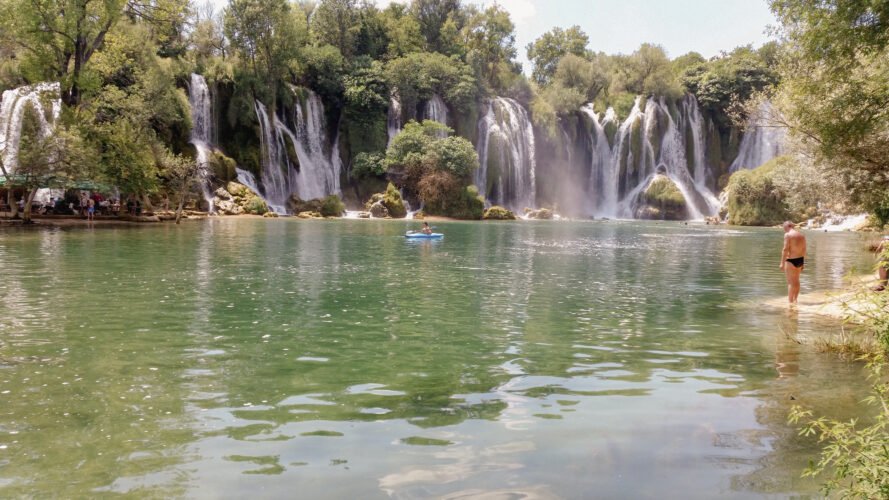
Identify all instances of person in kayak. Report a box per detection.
[422,222,432,235]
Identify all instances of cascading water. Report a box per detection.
[422,94,449,135]
[0,82,62,174]
[387,94,402,146]
[254,88,342,214]
[475,97,536,211]
[581,104,620,216]
[188,73,216,212]
[581,96,721,220]
[729,101,785,172]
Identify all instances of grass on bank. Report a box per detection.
[789,254,889,498]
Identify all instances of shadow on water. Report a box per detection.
[0,219,876,497]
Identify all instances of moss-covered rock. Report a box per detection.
[382,183,407,218]
[212,182,267,215]
[210,151,238,184]
[245,196,268,215]
[227,181,249,197]
[288,194,344,217]
[483,206,516,220]
[636,174,688,220]
[726,158,792,226]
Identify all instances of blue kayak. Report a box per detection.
[405,232,443,239]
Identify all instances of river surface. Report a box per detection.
[0,219,877,498]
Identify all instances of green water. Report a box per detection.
[0,219,877,498]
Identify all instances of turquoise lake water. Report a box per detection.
[0,219,877,498]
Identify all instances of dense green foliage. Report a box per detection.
[385,120,479,218]
[726,157,791,226]
[770,0,889,221]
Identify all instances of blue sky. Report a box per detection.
[451,0,778,71]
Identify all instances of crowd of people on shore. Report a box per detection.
[7,191,152,219]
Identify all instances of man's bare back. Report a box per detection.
[779,221,806,303]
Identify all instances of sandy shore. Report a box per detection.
[762,274,884,322]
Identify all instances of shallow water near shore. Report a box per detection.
[0,219,878,498]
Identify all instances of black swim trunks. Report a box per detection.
[786,257,804,268]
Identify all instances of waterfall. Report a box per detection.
[729,101,785,172]
[581,104,620,217]
[387,94,402,146]
[582,95,720,220]
[0,82,62,174]
[188,73,216,212]
[475,97,536,211]
[253,88,342,214]
[423,94,449,135]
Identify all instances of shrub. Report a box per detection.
[727,158,792,226]
[319,194,345,217]
[383,183,407,218]
[483,206,516,220]
[351,152,387,179]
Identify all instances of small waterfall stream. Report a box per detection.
[387,94,402,146]
[188,73,216,212]
[422,94,449,136]
[475,97,537,211]
[0,82,62,174]
[730,101,785,173]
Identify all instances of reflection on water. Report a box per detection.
[0,220,876,497]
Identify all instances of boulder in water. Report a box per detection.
[369,200,389,218]
[365,183,406,218]
[636,175,688,220]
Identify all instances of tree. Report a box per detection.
[611,44,680,98]
[381,3,424,58]
[461,5,517,85]
[552,53,609,102]
[680,45,778,124]
[769,0,889,217]
[385,119,479,217]
[160,150,199,224]
[526,26,589,86]
[311,0,359,58]
[15,104,91,223]
[0,0,188,106]
[410,0,462,54]
[225,0,303,105]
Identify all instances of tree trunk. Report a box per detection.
[175,190,186,224]
[21,187,38,224]
[7,189,18,219]
[141,193,154,214]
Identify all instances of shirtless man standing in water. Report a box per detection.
[779,220,806,304]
